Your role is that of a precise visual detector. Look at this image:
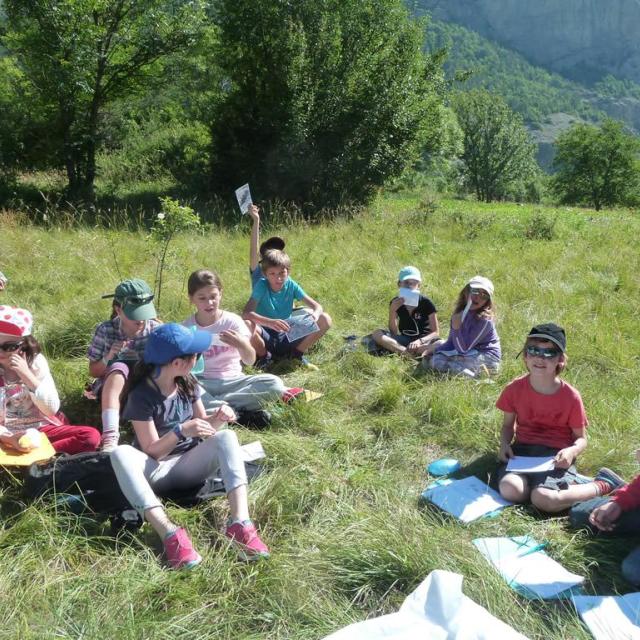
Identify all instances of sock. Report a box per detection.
[594,480,613,496]
[101,408,120,434]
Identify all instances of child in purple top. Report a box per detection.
[423,275,501,378]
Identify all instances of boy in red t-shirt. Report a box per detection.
[497,323,624,513]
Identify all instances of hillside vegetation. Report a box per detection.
[1,195,639,639]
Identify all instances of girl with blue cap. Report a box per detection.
[110,323,269,569]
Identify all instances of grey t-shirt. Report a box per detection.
[122,378,202,455]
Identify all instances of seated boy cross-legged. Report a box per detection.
[242,249,331,369]
[497,323,624,513]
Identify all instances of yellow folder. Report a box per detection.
[0,433,56,466]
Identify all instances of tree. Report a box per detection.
[452,89,537,202]
[209,0,445,211]
[2,0,206,202]
[552,118,640,210]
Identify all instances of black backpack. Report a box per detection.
[24,451,264,521]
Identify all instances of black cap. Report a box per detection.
[527,323,566,352]
[259,236,285,255]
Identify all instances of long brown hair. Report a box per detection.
[123,358,200,407]
[452,284,495,320]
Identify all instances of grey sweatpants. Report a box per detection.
[198,373,285,412]
[110,430,247,516]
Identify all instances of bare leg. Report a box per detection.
[144,506,177,539]
[248,323,267,357]
[372,328,406,355]
[295,312,332,354]
[101,371,126,411]
[499,473,531,503]
[531,483,600,513]
[227,484,250,522]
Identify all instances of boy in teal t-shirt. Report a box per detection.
[242,249,331,367]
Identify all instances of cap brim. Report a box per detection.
[186,330,212,354]
[527,333,565,352]
[123,302,157,321]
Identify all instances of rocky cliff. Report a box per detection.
[419,0,640,84]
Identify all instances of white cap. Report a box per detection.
[467,275,494,298]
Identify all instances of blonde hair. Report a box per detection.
[452,284,495,319]
[261,249,291,272]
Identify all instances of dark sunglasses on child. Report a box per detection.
[525,345,561,359]
[0,340,24,353]
[123,294,154,306]
[470,288,489,299]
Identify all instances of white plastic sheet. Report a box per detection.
[323,570,528,640]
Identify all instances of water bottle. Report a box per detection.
[188,326,205,375]
[343,335,358,353]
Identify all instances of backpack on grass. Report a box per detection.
[23,451,264,531]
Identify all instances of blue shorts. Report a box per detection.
[259,326,304,358]
[381,332,415,347]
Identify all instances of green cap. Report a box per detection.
[102,279,157,321]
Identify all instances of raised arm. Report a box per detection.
[248,205,261,272]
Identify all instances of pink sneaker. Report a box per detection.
[163,527,202,569]
[224,520,270,561]
[282,387,305,403]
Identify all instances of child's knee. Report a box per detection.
[499,475,529,503]
[530,487,561,512]
[214,428,239,449]
[318,312,332,330]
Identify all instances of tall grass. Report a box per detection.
[1,195,639,638]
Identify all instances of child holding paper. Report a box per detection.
[183,269,286,427]
[242,249,331,369]
[497,323,624,513]
[248,204,285,288]
[423,276,500,378]
[569,457,638,585]
[371,266,441,357]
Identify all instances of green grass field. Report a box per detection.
[1,195,639,639]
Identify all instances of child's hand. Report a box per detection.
[248,204,260,222]
[207,404,237,425]
[554,447,576,469]
[106,340,126,361]
[407,339,423,352]
[0,431,31,453]
[498,442,514,462]
[390,297,404,312]
[268,319,290,332]
[7,352,31,378]
[589,500,622,531]
[219,330,244,348]
[180,418,216,439]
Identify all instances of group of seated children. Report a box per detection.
[0,216,638,579]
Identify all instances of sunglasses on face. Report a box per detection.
[470,289,489,299]
[525,345,561,359]
[0,340,24,353]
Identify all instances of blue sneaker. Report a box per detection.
[595,467,626,494]
[298,355,319,371]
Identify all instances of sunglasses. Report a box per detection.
[0,340,24,353]
[470,288,489,299]
[525,345,561,359]
[122,294,154,306]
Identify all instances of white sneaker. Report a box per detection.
[100,432,119,452]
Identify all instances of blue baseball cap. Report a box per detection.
[398,266,422,283]
[144,323,212,365]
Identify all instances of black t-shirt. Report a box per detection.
[391,294,437,337]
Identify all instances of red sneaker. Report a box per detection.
[224,520,270,561]
[163,527,202,569]
[282,387,305,403]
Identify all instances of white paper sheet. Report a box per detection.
[323,570,528,640]
[285,309,319,342]
[240,441,265,462]
[474,536,584,600]
[573,593,640,640]
[506,456,556,473]
[422,476,513,523]
[398,287,419,307]
[235,183,252,214]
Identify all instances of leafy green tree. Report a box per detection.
[209,0,445,211]
[552,118,640,210]
[452,89,537,202]
[2,0,207,202]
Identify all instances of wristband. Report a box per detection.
[172,423,186,442]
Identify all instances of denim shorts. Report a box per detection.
[497,443,579,490]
